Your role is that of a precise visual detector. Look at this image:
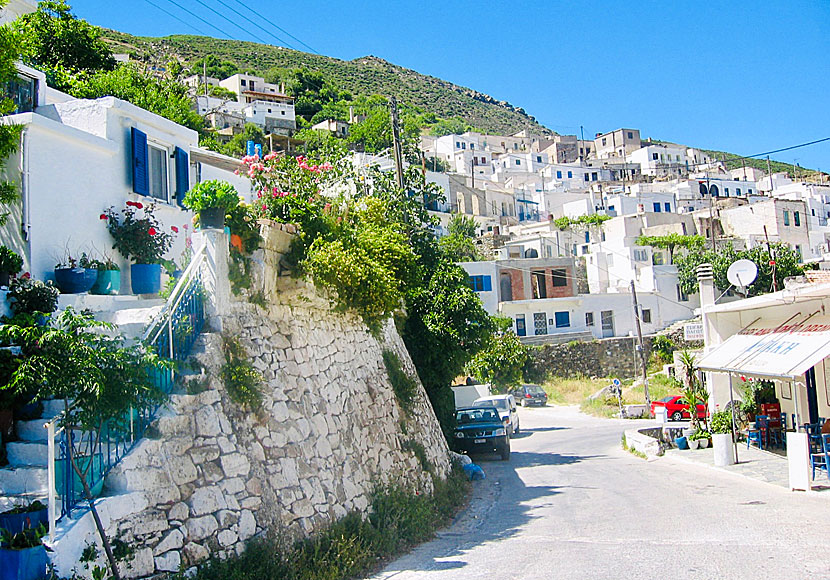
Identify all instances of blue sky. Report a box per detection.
[67,0,830,171]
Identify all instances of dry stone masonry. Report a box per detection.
[54,228,450,578]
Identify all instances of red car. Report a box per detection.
[650,396,707,422]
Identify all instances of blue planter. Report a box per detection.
[0,545,48,580]
[0,508,47,535]
[53,268,96,294]
[91,269,120,295]
[675,436,689,450]
[130,263,161,295]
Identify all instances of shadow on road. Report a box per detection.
[513,426,570,437]
[378,449,597,576]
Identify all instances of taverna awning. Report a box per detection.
[696,314,830,381]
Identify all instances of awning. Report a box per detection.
[696,313,830,380]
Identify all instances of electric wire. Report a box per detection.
[140,0,211,36]
[190,0,272,45]
[227,0,320,54]
[207,0,295,49]
[158,0,232,38]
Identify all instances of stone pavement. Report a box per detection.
[663,440,830,493]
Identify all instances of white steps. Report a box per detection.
[16,418,49,442]
[0,465,47,495]
[6,442,49,466]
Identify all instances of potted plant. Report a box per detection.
[7,276,59,318]
[102,202,174,295]
[0,501,47,535]
[0,246,23,288]
[711,408,736,466]
[181,180,240,229]
[0,523,48,580]
[89,255,121,296]
[690,429,711,449]
[54,252,97,294]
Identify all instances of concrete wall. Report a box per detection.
[527,334,656,380]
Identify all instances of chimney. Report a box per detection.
[697,263,715,349]
[349,106,356,124]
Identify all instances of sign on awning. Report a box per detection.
[696,314,830,380]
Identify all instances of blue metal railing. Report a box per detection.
[46,246,208,538]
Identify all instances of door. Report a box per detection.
[533,312,548,335]
[515,314,526,337]
[600,310,614,338]
[806,366,820,424]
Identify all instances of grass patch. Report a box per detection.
[382,350,417,412]
[183,465,470,580]
[542,373,682,418]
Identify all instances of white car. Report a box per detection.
[473,394,520,435]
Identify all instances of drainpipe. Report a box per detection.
[19,127,31,250]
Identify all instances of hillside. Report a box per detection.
[101,30,547,136]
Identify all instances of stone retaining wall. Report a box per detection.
[52,231,450,578]
[527,335,655,380]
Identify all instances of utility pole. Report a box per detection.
[630,280,651,407]
[763,225,778,292]
[766,155,774,194]
[388,96,404,190]
[203,60,208,97]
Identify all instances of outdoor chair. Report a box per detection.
[810,434,830,481]
[746,417,765,451]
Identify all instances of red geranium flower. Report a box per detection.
[99,213,108,220]
[125,201,134,207]
[148,227,157,236]
[134,202,143,209]
[171,226,179,233]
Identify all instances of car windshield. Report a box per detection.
[457,408,500,423]
[475,399,508,410]
[658,396,675,403]
[526,385,545,394]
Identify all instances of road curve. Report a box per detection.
[371,405,830,580]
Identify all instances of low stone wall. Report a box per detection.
[51,234,450,578]
[527,335,655,380]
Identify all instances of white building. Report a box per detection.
[4,76,245,284]
[627,143,689,177]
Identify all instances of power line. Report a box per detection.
[190,0,272,45]
[227,0,320,54]
[207,0,295,49]
[140,0,211,36]
[159,0,232,38]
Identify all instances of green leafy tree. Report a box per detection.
[0,4,21,224]
[12,0,115,91]
[636,233,705,264]
[675,242,804,297]
[448,213,477,238]
[465,319,529,391]
[221,123,268,158]
[429,117,474,137]
[68,64,204,131]
[439,214,479,262]
[190,55,238,80]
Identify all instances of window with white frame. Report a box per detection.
[633,249,648,262]
[148,143,169,202]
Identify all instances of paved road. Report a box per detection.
[372,405,830,580]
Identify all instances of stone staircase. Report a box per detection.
[0,296,164,510]
[0,399,64,511]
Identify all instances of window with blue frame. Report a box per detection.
[469,275,492,292]
[557,171,562,179]
[653,202,661,212]
[664,202,671,212]
[567,171,573,178]
[554,311,570,328]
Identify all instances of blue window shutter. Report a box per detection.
[175,147,189,207]
[131,128,149,196]
[483,276,492,292]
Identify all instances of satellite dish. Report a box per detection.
[727,259,758,290]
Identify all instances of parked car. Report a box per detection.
[650,395,708,421]
[453,406,511,460]
[510,384,548,407]
[473,394,519,434]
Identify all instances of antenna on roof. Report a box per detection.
[727,259,758,295]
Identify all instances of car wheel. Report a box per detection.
[671,411,683,421]
[501,446,511,461]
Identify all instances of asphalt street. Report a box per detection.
[371,405,830,580]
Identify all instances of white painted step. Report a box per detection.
[0,466,48,495]
[97,304,165,339]
[16,418,49,442]
[6,442,49,467]
[41,399,68,417]
[0,493,47,512]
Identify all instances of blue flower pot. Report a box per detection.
[54,267,96,294]
[91,269,121,295]
[0,545,48,580]
[0,508,48,535]
[130,263,161,295]
[675,436,689,450]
